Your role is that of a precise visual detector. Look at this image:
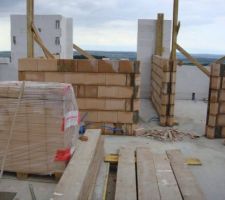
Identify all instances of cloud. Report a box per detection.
[0,0,224,53]
[75,20,137,51]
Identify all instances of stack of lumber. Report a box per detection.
[114,148,204,200]
[18,58,140,135]
[52,129,104,200]
[0,81,79,174]
[151,55,176,126]
[206,63,225,138]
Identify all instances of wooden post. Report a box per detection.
[170,0,179,61]
[155,13,164,56]
[27,0,34,58]
[167,0,179,126]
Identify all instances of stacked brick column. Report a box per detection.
[206,63,225,138]
[151,55,176,126]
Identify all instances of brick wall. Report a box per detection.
[206,63,225,138]
[151,55,176,126]
[18,58,140,135]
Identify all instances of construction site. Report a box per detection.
[0,0,225,199]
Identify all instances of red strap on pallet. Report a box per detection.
[54,148,71,161]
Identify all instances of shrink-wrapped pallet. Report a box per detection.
[0,81,79,174]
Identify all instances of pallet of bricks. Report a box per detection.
[18,58,140,135]
[151,55,176,126]
[206,63,225,139]
[0,81,79,175]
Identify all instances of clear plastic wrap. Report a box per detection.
[0,81,79,175]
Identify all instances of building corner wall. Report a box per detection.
[137,19,172,99]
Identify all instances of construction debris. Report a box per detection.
[79,135,89,142]
[135,128,200,141]
[185,158,202,166]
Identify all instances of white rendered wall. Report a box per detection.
[0,58,17,80]
[137,19,172,99]
[10,15,73,73]
[176,65,210,100]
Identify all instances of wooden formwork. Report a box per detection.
[151,55,176,126]
[18,58,140,135]
[206,63,225,138]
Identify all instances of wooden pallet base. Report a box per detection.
[2,171,63,181]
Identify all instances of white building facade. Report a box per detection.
[10,15,73,73]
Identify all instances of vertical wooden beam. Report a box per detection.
[27,0,34,58]
[155,13,164,56]
[167,0,179,126]
[170,0,179,61]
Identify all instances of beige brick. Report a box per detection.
[105,99,125,111]
[98,86,133,98]
[105,74,127,86]
[23,72,44,81]
[209,103,219,115]
[77,59,98,72]
[18,58,38,71]
[98,111,118,122]
[98,60,119,73]
[211,63,221,77]
[38,59,58,71]
[208,115,217,126]
[217,115,225,126]
[206,126,215,139]
[210,77,221,89]
[117,112,133,123]
[44,72,64,82]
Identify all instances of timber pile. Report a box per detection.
[113,148,205,200]
[0,81,79,174]
[52,129,104,200]
[151,55,176,126]
[18,58,140,135]
[206,63,225,138]
[135,128,200,141]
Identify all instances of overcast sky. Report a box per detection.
[0,0,224,54]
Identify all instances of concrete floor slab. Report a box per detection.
[0,99,224,200]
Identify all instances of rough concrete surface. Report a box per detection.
[0,99,225,200]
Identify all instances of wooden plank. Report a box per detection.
[73,43,96,60]
[93,162,110,200]
[115,148,137,200]
[170,0,179,61]
[153,153,182,200]
[166,149,205,200]
[27,0,34,58]
[155,13,164,56]
[136,148,160,200]
[52,129,103,200]
[214,55,225,64]
[176,43,210,77]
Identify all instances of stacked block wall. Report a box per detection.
[18,58,140,135]
[151,55,176,126]
[206,63,225,138]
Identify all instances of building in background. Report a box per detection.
[6,14,73,80]
[0,57,17,81]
